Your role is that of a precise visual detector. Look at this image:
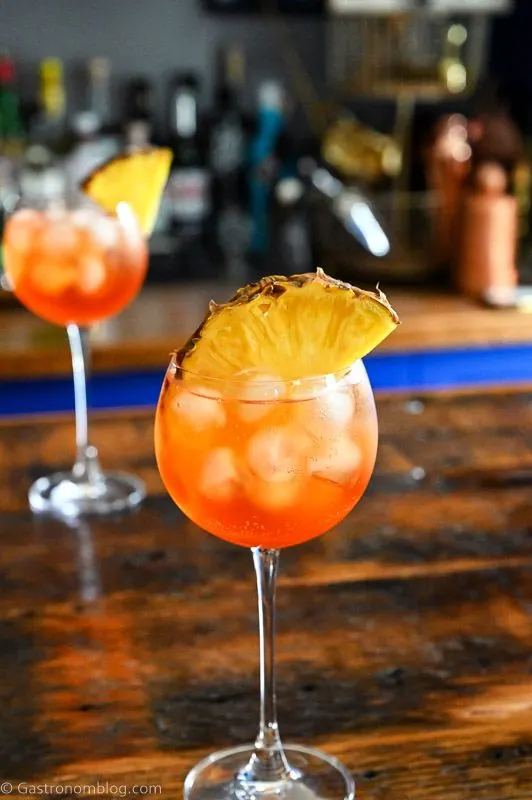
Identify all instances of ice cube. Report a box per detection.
[310,435,361,485]
[30,259,77,295]
[71,208,100,231]
[199,448,239,502]
[325,391,355,426]
[77,255,107,294]
[249,475,302,510]
[5,209,44,253]
[246,425,309,483]
[91,215,120,250]
[345,361,365,386]
[171,386,226,430]
[235,372,284,423]
[293,388,354,437]
[288,376,328,402]
[40,214,81,258]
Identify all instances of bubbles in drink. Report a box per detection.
[246,425,309,482]
[310,435,361,485]
[172,385,226,430]
[235,371,285,422]
[77,255,107,294]
[199,448,239,502]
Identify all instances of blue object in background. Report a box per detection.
[0,368,165,418]
[1,344,532,418]
[366,344,532,394]
[248,81,285,255]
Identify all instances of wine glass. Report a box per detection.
[155,359,378,799]
[3,185,149,517]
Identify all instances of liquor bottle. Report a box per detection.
[124,77,154,128]
[66,58,119,194]
[15,60,67,222]
[277,0,324,11]
[202,0,259,10]
[34,58,68,155]
[123,77,171,246]
[209,47,247,187]
[166,73,210,240]
[457,162,518,307]
[123,76,156,149]
[0,52,25,284]
[209,47,251,279]
[0,52,25,157]
[271,176,313,275]
[248,81,285,256]
[66,112,110,195]
[86,57,119,154]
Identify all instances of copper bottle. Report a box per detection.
[457,162,518,305]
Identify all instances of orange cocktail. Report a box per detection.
[2,147,171,519]
[154,270,399,800]
[3,206,147,326]
[155,363,378,549]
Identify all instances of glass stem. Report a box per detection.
[67,324,101,481]
[238,548,293,785]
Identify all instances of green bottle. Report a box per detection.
[0,51,25,155]
[0,52,25,281]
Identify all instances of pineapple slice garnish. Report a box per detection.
[82,148,172,236]
[176,268,399,380]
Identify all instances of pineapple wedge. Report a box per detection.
[82,148,172,236]
[176,268,399,380]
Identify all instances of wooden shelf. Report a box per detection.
[2,283,532,381]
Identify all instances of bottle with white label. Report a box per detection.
[166,73,210,241]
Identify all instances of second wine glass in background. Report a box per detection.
[3,187,148,517]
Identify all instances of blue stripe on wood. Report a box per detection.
[1,344,532,417]
[0,368,166,417]
[366,345,532,393]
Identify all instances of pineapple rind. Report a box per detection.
[175,269,399,380]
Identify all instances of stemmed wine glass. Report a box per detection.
[155,358,379,799]
[3,184,148,517]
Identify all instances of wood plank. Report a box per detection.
[0,391,531,797]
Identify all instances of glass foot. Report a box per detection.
[184,744,355,800]
[28,469,146,518]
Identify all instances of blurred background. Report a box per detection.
[2,0,532,414]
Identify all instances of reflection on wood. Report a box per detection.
[0,391,531,797]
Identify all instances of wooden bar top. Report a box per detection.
[1,390,532,797]
[3,283,532,380]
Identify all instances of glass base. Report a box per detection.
[184,744,355,800]
[28,468,146,518]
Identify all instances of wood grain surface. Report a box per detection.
[0,392,532,798]
[3,284,532,379]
